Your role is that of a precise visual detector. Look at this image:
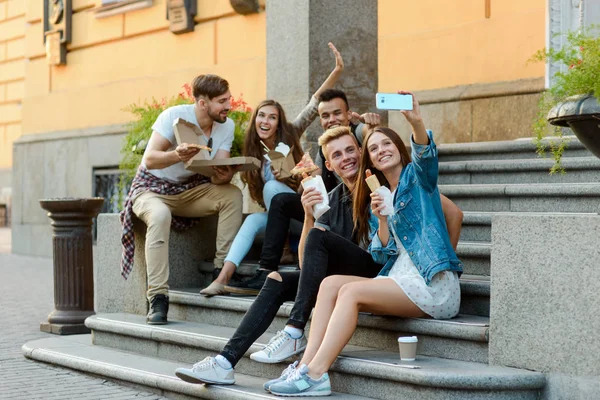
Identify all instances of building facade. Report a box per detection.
[2,0,546,256]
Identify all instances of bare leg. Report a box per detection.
[214,261,236,284]
[299,275,366,366]
[307,278,427,378]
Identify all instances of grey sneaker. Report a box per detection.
[250,330,307,363]
[175,356,235,385]
[268,364,331,397]
[263,360,298,392]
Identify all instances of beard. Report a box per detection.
[208,108,228,124]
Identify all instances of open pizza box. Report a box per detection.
[173,118,261,177]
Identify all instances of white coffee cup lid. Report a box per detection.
[398,336,418,343]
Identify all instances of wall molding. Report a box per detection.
[413,77,545,105]
[15,124,127,145]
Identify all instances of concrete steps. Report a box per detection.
[439,183,600,213]
[437,136,590,161]
[438,156,600,185]
[167,287,489,363]
[40,313,542,400]
[22,335,366,400]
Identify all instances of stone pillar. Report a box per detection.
[40,198,104,335]
[266,0,378,149]
[490,213,600,398]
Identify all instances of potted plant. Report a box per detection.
[116,84,252,206]
[530,26,600,174]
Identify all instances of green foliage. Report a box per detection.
[115,84,253,208]
[530,26,600,173]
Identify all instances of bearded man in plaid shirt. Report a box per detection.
[120,74,242,325]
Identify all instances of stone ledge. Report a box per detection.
[15,123,128,144]
[437,136,586,156]
[441,182,600,197]
[490,214,600,378]
[440,156,600,173]
[415,78,545,105]
[95,213,218,316]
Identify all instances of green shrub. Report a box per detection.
[530,26,600,173]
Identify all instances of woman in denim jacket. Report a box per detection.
[268,93,463,397]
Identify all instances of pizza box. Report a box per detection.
[184,157,261,176]
[172,118,261,177]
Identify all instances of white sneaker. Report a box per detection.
[263,360,298,392]
[175,356,235,385]
[250,330,307,364]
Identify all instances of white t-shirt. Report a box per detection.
[143,104,235,183]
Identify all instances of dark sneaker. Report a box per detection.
[224,269,271,295]
[147,294,169,325]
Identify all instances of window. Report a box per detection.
[95,0,153,19]
[92,167,131,240]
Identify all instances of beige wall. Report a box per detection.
[1,0,548,171]
[21,0,267,138]
[378,0,546,92]
[0,0,25,169]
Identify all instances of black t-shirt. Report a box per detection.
[315,182,358,245]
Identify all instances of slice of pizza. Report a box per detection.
[290,152,319,175]
[186,143,212,152]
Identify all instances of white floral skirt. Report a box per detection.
[374,250,461,320]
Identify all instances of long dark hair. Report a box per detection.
[352,127,411,245]
[241,100,304,207]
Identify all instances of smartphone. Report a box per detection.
[376,93,413,111]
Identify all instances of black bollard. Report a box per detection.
[39,198,104,335]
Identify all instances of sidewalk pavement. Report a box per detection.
[0,228,170,399]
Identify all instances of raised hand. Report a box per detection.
[328,42,344,73]
[398,91,423,125]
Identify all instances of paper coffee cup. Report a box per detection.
[398,336,418,361]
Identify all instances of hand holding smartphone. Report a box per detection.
[376,93,413,111]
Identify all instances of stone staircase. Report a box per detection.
[23,136,599,399]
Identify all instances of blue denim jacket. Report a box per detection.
[368,130,463,285]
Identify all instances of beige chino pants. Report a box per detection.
[132,182,242,301]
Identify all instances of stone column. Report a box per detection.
[40,198,104,335]
[266,0,379,149]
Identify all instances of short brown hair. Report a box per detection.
[318,126,358,160]
[192,74,229,100]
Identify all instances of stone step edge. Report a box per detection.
[462,211,596,225]
[439,182,600,196]
[457,241,491,257]
[22,336,366,400]
[437,136,585,155]
[126,284,493,343]
[217,262,490,296]
[439,156,600,173]
[80,319,544,391]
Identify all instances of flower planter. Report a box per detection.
[547,94,600,158]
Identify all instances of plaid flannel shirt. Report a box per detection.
[120,165,209,279]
